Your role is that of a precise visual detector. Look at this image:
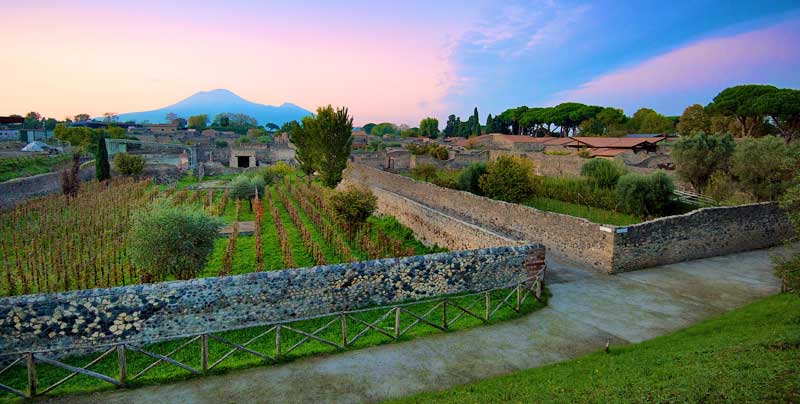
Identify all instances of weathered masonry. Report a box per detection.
[0,245,545,355]
[343,163,791,273]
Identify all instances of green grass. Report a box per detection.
[524,196,642,226]
[0,287,548,403]
[0,155,71,182]
[387,293,800,404]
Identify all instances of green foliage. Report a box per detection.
[95,136,110,181]
[370,122,399,137]
[775,176,800,292]
[615,171,674,216]
[751,88,800,143]
[677,104,710,135]
[113,153,145,176]
[672,132,735,191]
[630,108,674,133]
[215,140,228,148]
[534,176,618,211]
[431,170,460,190]
[128,200,222,281]
[458,163,487,195]
[309,105,354,187]
[580,158,627,189]
[54,124,97,152]
[703,171,755,205]
[525,196,641,226]
[730,136,800,201]
[411,164,438,182]
[479,156,537,203]
[229,174,267,201]
[419,117,440,138]
[362,123,376,134]
[706,85,778,138]
[405,143,448,160]
[259,161,293,181]
[0,154,71,182]
[329,185,377,223]
[188,114,208,130]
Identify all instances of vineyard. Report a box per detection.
[0,174,441,297]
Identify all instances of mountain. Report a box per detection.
[115,89,312,126]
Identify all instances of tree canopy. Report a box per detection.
[290,105,354,187]
[419,117,439,138]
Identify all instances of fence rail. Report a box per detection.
[673,189,716,207]
[0,268,545,399]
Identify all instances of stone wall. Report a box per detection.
[345,163,791,273]
[0,161,95,210]
[612,203,791,272]
[345,164,614,271]
[0,245,545,355]
[488,150,586,177]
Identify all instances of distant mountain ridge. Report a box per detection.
[115,89,312,126]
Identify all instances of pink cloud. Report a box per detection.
[550,18,800,112]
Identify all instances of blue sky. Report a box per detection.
[2,0,799,124]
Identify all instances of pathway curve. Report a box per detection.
[48,248,783,404]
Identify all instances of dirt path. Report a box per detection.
[47,248,783,404]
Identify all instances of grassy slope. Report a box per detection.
[524,196,641,226]
[0,155,71,182]
[388,293,800,404]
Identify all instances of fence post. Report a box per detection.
[485,292,491,321]
[341,314,348,348]
[394,307,401,339]
[26,353,36,398]
[442,300,447,330]
[200,334,208,372]
[275,324,282,359]
[117,345,127,386]
[516,284,522,312]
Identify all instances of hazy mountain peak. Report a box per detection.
[116,89,311,125]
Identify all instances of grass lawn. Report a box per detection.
[0,287,548,402]
[388,293,800,404]
[0,154,71,182]
[524,196,642,226]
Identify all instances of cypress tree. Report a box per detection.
[485,114,495,134]
[96,136,111,181]
[471,107,481,136]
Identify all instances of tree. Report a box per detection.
[677,104,710,135]
[470,107,481,136]
[329,185,377,223]
[95,136,111,181]
[102,112,118,123]
[774,175,800,292]
[128,200,222,282]
[265,122,280,131]
[370,122,398,137]
[54,124,97,152]
[706,84,778,138]
[289,120,316,175]
[188,114,209,130]
[615,172,674,216]
[752,88,800,143]
[672,132,735,191]
[362,123,376,134]
[74,113,90,122]
[113,153,145,176]
[479,156,537,203]
[229,174,267,210]
[23,111,42,129]
[631,108,674,133]
[44,118,57,131]
[165,112,178,123]
[730,136,800,201]
[60,153,81,197]
[295,105,354,187]
[443,115,457,138]
[458,162,487,195]
[485,114,495,134]
[419,117,440,138]
[581,158,627,189]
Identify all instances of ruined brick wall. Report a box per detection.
[0,245,545,355]
[0,161,95,209]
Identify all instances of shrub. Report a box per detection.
[534,176,617,210]
[259,161,293,181]
[113,153,145,176]
[458,163,487,195]
[406,143,449,160]
[576,148,591,158]
[615,171,674,216]
[229,174,267,208]
[215,140,228,148]
[60,153,81,197]
[128,200,222,281]
[479,156,537,203]
[329,185,377,223]
[704,171,755,205]
[411,164,438,182]
[774,176,800,292]
[730,136,800,201]
[672,132,735,191]
[581,158,626,189]
[432,170,460,190]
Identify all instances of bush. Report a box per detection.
[431,170,460,190]
[581,158,626,189]
[672,132,735,191]
[775,176,800,292]
[576,148,591,158]
[730,136,800,201]
[458,163,487,195]
[215,140,228,148]
[535,176,617,210]
[411,164,438,181]
[406,143,449,160]
[128,200,222,281]
[113,153,145,176]
[479,156,537,203]
[704,171,755,205]
[259,161,293,181]
[615,171,674,216]
[329,185,377,223]
[229,174,267,206]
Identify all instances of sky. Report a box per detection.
[1,0,799,125]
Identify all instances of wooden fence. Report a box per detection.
[0,267,545,399]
